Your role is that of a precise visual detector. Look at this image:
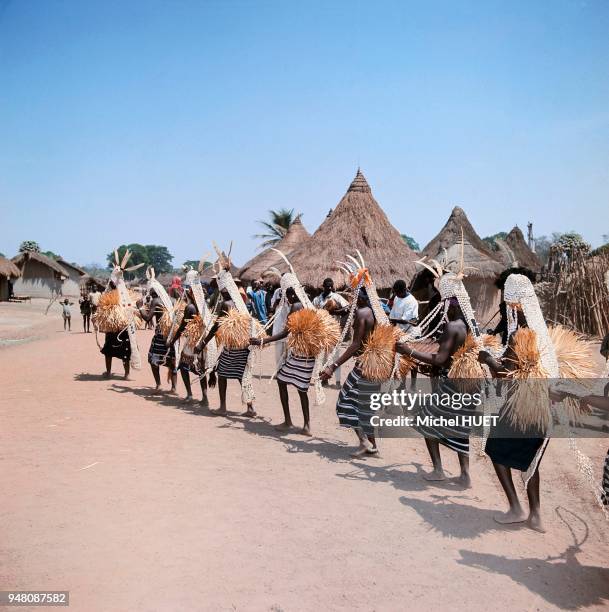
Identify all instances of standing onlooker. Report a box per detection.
[249,279,268,324]
[389,280,419,331]
[61,298,74,331]
[89,288,101,315]
[79,294,92,333]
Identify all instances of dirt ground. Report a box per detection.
[1,300,608,612]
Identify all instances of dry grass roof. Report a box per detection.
[12,251,69,277]
[0,256,21,279]
[494,226,542,272]
[57,258,87,276]
[276,169,419,288]
[239,216,311,282]
[421,207,504,279]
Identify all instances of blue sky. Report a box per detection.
[1,0,608,267]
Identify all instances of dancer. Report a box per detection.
[137,267,178,394]
[197,245,257,417]
[172,266,216,407]
[321,284,378,458]
[477,273,558,531]
[251,287,311,433]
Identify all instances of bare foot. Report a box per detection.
[423,469,447,482]
[300,424,312,436]
[102,371,111,379]
[181,396,194,404]
[274,422,293,432]
[493,509,527,525]
[527,513,545,533]
[453,473,472,488]
[123,375,132,381]
[241,409,257,418]
[210,407,228,416]
[350,446,368,458]
[365,447,380,457]
[167,388,178,396]
[199,397,209,409]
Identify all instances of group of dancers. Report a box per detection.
[95,245,609,533]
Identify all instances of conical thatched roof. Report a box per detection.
[12,251,69,277]
[239,216,311,282]
[0,256,21,279]
[494,226,542,272]
[421,207,504,279]
[276,169,419,288]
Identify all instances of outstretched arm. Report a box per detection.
[396,325,457,367]
[320,311,366,380]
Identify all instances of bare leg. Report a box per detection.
[169,369,178,393]
[275,381,293,430]
[180,368,193,401]
[455,452,471,487]
[422,438,447,481]
[199,375,209,408]
[297,389,311,435]
[211,376,228,415]
[67,317,71,331]
[123,360,130,380]
[526,468,544,532]
[151,364,162,391]
[103,355,112,378]
[492,462,527,524]
[350,428,372,457]
[63,317,67,331]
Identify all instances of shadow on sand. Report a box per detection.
[457,509,609,609]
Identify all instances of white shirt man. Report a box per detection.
[389,281,419,331]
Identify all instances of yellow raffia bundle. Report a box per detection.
[182,314,206,349]
[94,289,138,333]
[503,328,551,432]
[286,308,340,358]
[359,324,415,382]
[216,310,262,349]
[158,302,185,338]
[548,324,599,422]
[449,333,501,390]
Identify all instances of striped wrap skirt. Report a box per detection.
[216,347,250,381]
[336,366,381,437]
[277,354,316,392]
[148,326,175,368]
[414,376,472,456]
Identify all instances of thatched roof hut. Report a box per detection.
[11,251,70,298]
[0,256,21,279]
[420,206,504,323]
[494,226,542,273]
[0,256,21,301]
[239,216,311,282]
[12,251,69,277]
[276,169,419,289]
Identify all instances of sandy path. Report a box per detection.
[0,309,608,611]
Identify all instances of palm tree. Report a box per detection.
[254,208,296,249]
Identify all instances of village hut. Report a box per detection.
[275,169,419,291]
[11,251,70,299]
[494,226,542,273]
[0,256,21,301]
[419,206,505,324]
[239,216,311,283]
[56,258,88,297]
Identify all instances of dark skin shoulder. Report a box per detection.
[173,302,197,344]
[397,318,467,369]
[196,298,235,352]
[320,305,374,380]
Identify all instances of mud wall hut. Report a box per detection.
[11,252,70,299]
[0,256,21,301]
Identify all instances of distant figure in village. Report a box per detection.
[320,287,378,458]
[61,298,74,331]
[137,289,178,394]
[250,287,312,435]
[249,279,268,324]
[79,294,92,333]
[197,287,256,417]
[313,278,348,387]
[389,279,418,331]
